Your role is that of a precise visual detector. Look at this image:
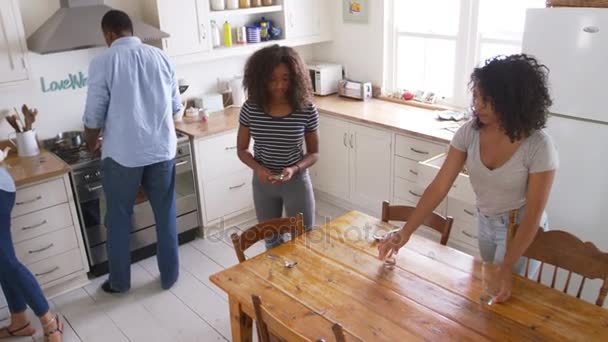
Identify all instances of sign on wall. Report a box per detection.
[40,71,88,93]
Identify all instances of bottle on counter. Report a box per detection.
[223,21,233,47]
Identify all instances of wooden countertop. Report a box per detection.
[0,142,70,188]
[175,97,462,144]
[174,106,240,139]
[314,95,461,144]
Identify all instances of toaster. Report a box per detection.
[338,79,373,101]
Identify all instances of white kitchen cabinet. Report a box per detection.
[193,130,254,227]
[154,0,211,57]
[0,174,89,312]
[314,114,392,215]
[284,0,321,39]
[349,123,392,211]
[314,115,350,200]
[0,0,28,84]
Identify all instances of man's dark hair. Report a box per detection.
[101,10,133,35]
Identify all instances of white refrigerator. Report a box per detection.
[523,8,608,306]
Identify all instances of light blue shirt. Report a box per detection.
[83,37,182,167]
[0,167,16,193]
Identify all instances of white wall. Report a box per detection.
[312,0,385,86]
[0,0,312,140]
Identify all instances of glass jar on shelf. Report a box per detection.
[262,0,274,6]
[251,0,262,7]
[239,0,251,8]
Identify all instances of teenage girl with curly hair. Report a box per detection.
[379,54,559,303]
[237,45,319,249]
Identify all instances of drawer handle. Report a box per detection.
[225,146,237,151]
[21,220,48,231]
[410,147,429,155]
[409,169,418,176]
[464,209,475,216]
[35,266,60,277]
[29,243,54,254]
[175,160,189,167]
[462,230,478,239]
[343,133,347,147]
[16,195,42,206]
[87,185,103,192]
[229,183,246,190]
[408,190,422,198]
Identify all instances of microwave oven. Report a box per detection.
[308,62,343,96]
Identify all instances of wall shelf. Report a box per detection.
[208,5,283,19]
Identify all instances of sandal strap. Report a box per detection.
[8,322,31,336]
[43,315,63,338]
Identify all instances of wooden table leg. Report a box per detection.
[229,295,253,342]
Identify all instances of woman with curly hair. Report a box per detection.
[379,54,558,303]
[237,45,319,249]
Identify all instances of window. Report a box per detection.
[386,0,545,107]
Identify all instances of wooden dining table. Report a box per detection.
[209,211,608,341]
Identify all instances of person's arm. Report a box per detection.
[378,146,466,259]
[237,125,272,183]
[82,58,108,152]
[495,170,555,303]
[170,64,183,119]
[281,130,319,180]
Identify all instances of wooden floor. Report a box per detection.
[2,201,348,342]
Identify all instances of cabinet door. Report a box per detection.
[314,115,350,200]
[156,0,211,56]
[284,0,321,39]
[0,0,28,84]
[349,123,392,214]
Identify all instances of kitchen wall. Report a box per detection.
[312,0,385,87]
[0,0,312,139]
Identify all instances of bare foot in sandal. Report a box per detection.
[0,321,36,338]
[42,314,63,342]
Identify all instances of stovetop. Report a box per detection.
[47,132,189,171]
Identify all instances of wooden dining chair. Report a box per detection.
[523,229,608,307]
[252,294,309,342]
[315,323,346,342]
[231,213,304,263]
[381,200,454,245]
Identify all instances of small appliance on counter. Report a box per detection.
[194,93,224,114]
[308,62,344,96]
[338,79,373,101]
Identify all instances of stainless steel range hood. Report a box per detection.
[27,0,169,54]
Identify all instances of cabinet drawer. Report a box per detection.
[418,153,476,203]
[394,178,446,215]
[447,234,480,259]
[447,198,477,227]
[394,156,419,183]
[28,249,84,286]
[395,134,446,161]
[12,178,67,218]
[203,169,253,222]
[15,227,78,265]
[196,132,247,182]
[11,203,73,244]
[450,222,479,249]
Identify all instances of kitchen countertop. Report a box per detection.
[174,106,240,139]
[0,142,71,188]
[314,95,460,144]
[174,96,461,144]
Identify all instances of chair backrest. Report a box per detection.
[315,323,346,342]
[523,229,608,307]
[252,294,309,342]
[381,201,454,246]
[231,213,304,263]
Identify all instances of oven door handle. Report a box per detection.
[87,185,103,192]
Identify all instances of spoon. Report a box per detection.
[267,253,298,268]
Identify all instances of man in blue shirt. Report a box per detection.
[83,10,182,293]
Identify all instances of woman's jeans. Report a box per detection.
[477,206,548,276]
[0,190,50,316]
